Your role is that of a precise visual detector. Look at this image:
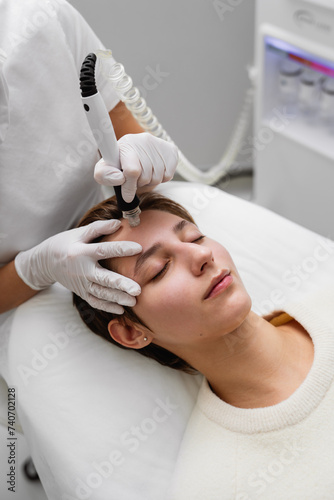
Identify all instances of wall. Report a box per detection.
[69,0,255,170]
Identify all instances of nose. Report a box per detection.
[188,243,214,276]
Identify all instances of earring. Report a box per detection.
[143,337,148,342]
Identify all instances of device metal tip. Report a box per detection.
[123,207,141,227]
[127,213,141,227]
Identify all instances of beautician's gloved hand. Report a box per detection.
[14,220,142,314]
[94,133,179,202]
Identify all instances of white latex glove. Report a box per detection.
[94,133,179,202]
[14,220,142,314]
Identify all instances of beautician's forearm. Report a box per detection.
[109,101,144,139]
[0,260,39,314]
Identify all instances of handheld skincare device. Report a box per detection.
[80,53,141,227]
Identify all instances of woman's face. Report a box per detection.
[107,210,252,354]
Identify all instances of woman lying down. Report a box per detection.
[73,191,334,500]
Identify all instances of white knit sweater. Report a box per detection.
[169,288,334,500]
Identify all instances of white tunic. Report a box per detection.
[0,0,119,267]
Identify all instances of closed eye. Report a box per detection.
[151,261,169,281]
[151,236,205,281]
[193,235,205,242]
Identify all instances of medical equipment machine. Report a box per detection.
[80,53,141,227]
[254,0,334,237]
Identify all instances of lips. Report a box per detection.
[203,270,231,300]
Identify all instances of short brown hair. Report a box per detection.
[73,191,197,374]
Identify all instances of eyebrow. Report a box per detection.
[133,219,191,277]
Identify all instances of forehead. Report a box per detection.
[107,210,184,245]
[102,210,187,278]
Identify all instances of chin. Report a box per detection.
[222,288,252,329]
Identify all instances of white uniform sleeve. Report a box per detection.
[54,0,120,112]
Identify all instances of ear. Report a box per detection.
[107,319,151,350]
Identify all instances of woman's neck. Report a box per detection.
[191,311,314,409]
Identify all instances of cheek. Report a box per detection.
[133,275,194,330]
[210,240,234,265]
